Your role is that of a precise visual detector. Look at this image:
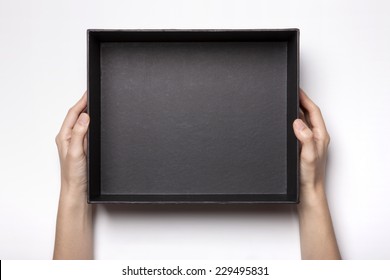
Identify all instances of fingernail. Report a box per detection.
[295,119,306,131]
[78,113,89,126]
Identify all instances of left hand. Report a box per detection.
[55,92,90,197]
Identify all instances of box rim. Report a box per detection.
[87,29,300,204]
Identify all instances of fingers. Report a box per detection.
[299,108,310,127]
[293,119,317,163]
[56,92,88,145]
[68,113,90,159]
[299,89,329,142]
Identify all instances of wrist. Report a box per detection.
[298,182,328,213]
[59,183,88,208]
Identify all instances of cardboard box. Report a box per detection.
[87,29,299,203]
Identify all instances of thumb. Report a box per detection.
[293,119,317,163]
[68,113,90,158]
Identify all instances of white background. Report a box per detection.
[0,0,389,260]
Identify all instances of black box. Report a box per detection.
[87,29,299,203]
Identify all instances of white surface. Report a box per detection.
[0,0,389,260]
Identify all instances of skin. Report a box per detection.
[53,89,341,260]
[293,89,341,260]
[53,92,93,260]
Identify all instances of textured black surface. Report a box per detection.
[100,42,287,195]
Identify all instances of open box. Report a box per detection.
[87,29,299,203]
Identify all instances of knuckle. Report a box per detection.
[320,130,331,145]
[302,129,314,141]
[72,124,86,135]
[302,153,317,165]
[55,134,61,146]
[67,149,81,160]
[325,134,331,145]
[67,106,76,115]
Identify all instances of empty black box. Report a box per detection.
[87,29,299,203]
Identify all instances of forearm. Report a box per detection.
[298,183,341,260]
[53,187,93,260]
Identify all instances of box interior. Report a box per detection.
[88,30,299,203]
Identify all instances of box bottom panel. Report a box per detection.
[99,41,288,197]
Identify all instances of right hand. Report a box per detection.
[292,89,331,205]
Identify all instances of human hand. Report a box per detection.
[292,89,331,206]
[55,92,90,198]
[293,89,340,259]
[53,91,93,260]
